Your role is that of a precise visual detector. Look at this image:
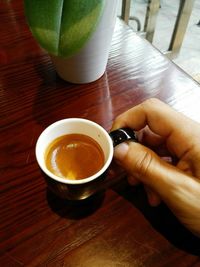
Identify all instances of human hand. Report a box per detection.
[111,98,200,236]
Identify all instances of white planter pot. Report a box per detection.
[51,0,119,84]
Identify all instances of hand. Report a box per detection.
[111,98,200,237]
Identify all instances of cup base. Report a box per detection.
[51,55,106,84]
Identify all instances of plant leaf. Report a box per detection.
[24,0,105,57]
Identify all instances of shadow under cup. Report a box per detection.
[35,119,114,200]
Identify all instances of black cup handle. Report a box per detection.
[109,128,138,147]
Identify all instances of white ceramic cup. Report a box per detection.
[36,118,137,200]
[35,118,114,200]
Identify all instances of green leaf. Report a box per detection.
[24,0,105,57]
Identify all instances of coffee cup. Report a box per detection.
[35,118,137,200]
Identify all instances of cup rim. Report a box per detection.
[35,118,114,185]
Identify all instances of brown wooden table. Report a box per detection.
[1,2,200,266]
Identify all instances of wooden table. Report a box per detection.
[1,2,200,266]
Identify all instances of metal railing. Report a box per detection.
[121,0,195,58]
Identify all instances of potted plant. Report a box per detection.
[24,0,119,84]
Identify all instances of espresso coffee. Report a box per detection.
[45,134,105,180]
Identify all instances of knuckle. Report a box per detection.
[134,150,154,178]
[141,98,160,109]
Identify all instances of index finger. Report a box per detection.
[112,98,200,158]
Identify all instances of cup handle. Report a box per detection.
[109,128,138,147]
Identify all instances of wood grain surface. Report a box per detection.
[1,1,200,266]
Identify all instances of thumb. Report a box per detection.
[114,142,165,189]
[114,142,200,236]
[114,142,165,205]
[113,141,188,199]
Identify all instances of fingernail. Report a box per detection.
[114,142,129,161]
